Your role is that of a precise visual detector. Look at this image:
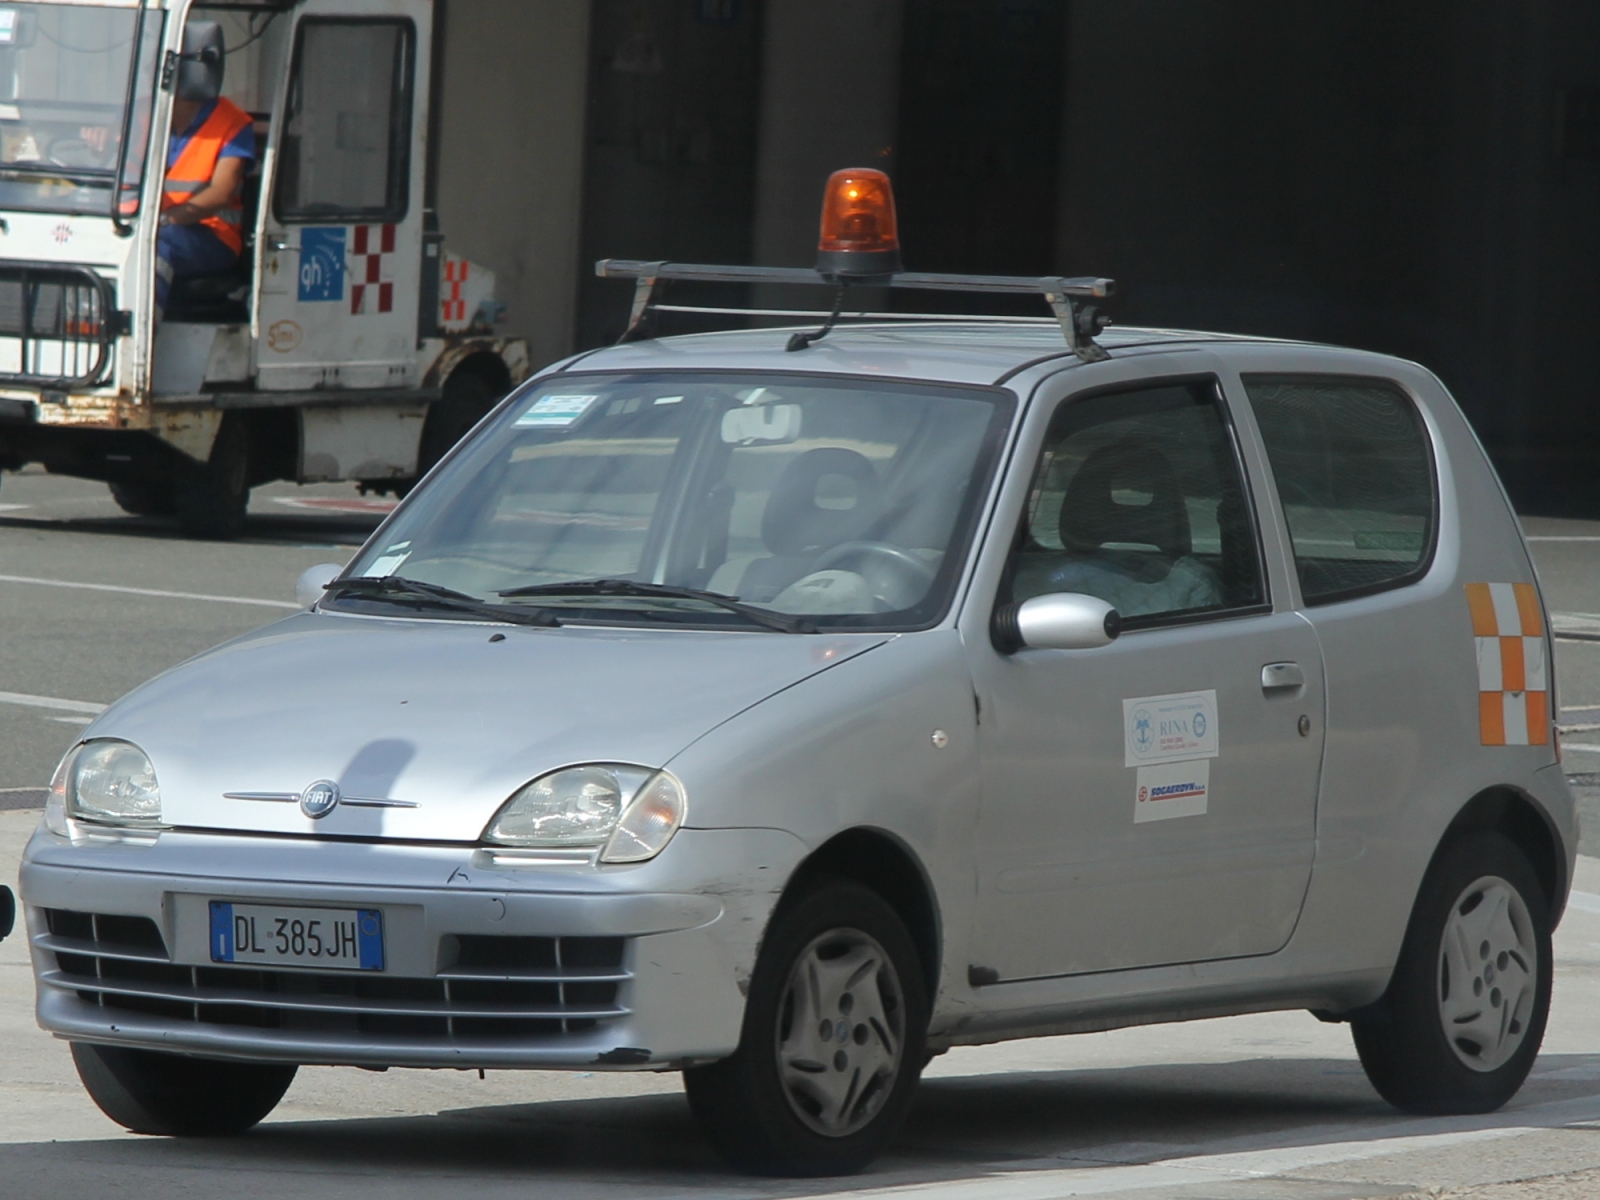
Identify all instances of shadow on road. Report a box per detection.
[5,1054,1600,1198]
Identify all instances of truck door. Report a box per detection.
[254,1,430,392]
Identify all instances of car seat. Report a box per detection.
[709,447,883,602]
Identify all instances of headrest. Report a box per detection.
[178,21,226,103]
[1059,440,1191,558]
[761,447,883,556]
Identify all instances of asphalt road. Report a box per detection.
[5,467,1600,1199]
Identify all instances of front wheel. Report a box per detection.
[72,1043,297,1135]
[1351,832,1552,1114]
[683,879,928,1176]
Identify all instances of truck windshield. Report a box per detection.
[338,373,1014,632]
[0,3,163,218]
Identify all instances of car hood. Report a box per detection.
[90,611,888,841]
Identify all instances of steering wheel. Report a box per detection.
[807,540,937,610]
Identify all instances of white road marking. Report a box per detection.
[51,716,94,725]
[1526,536,1600,542]
[843,1093,1600,1199]
[1567,891,1600,916]
[0,572,298,609]
[0,503,28,512]
[1558,743,1600,753]
[0,691,106,715]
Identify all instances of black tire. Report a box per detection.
[416,369,500,480]
[683,879,928,1176]
[175,416,250,539]
[1351,832,1552,1115]
[71,1043,296,1136]
[108,480,176,517]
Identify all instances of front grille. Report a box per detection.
[39,909,630,1041]
[0,263,118,388]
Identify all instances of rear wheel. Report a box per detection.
[175,416,249,539]
[1351,832,1551,1114]
[71,1043,296,1136]
[108,480,176,517]
[416,369,500,480]
[683,879,927,1176]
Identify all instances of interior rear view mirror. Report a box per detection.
[721,404,802,445]
[993,592,1122,653]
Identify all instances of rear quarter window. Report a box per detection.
[1243,375,1437,604]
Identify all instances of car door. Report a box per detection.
[964,373,1327,982]
[253,1,428,391]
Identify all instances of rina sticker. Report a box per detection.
[1123,689,1218,767]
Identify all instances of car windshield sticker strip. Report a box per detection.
[1467,582,1549,746]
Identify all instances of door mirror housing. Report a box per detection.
[296,563,343,609]
[993,592,1122,653]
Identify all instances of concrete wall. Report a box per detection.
[433,0,591,371]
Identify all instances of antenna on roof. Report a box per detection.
[597,169,1115,362]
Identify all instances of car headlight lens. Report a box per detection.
[67,740,163,827]
[482,764,686,862]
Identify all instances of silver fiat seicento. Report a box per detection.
[21,294,1576,1174]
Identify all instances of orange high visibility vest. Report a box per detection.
[163,97,251,255]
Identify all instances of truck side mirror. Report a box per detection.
[296,563,343,609]
[993,592,1122,653]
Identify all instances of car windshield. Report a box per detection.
[0,3,163,217]
[337,372,1013,631]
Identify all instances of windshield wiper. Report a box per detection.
[326,575,560,627]
[497,578,814,634]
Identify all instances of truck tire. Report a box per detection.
[1351,832,1552,1115]
[683,879,928,1176]
[108,481,176,517]
[175,417,250,539]
[416,369,499,480]
[71,1043,296,1136]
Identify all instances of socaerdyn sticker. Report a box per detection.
[1123,689,1218,767]
[1134,760,1210,823]
[515,394,599,428]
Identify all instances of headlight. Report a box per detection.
[67,740,163,828]
[482,764,686,863]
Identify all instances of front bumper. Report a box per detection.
[21,824,803,1070]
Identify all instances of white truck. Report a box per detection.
[0,0,528,536]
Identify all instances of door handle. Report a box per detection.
[267,238,295,252]
[1261,662,1305,691]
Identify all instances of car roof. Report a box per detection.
[554,322,1318,389]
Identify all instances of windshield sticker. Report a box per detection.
[1134,761,1209,823]
[1124,689,1218,767]
[515,394,600,428]
[363,542,411,578]
[653,395,684,405]
[0,13,15,45]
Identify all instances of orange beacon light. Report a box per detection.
[816,168,903,279]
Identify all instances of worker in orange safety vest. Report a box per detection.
[156,21,254,315]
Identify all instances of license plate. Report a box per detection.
[209,901,384,971]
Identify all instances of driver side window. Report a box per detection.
[1007,380,1266,624]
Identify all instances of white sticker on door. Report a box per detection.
[1134,760,1210,823]
[1124,689,1218,766]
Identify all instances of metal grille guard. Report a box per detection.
[0,261,121,390]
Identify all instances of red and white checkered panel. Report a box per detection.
[350,224,396,315]
[442,255,470,324]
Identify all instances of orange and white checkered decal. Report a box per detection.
[350,224,396,315]
[442,255,470,324]
[1466,582,1548,746]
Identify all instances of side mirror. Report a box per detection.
[993,592,1122,653]
[296,563,343,609]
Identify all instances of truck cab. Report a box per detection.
[0,0,527,536]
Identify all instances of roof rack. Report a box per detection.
[594,260,1117,363]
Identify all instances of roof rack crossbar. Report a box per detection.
[595,259,1116,361]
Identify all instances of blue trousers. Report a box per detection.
[155,223,238,312]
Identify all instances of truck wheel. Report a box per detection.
[175,417,250,539]
[71,1043,296,1136]
[683,879,928,1176]
[108,481,176,517]
[1351,832,1551,1115]
[416,370,499,480]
